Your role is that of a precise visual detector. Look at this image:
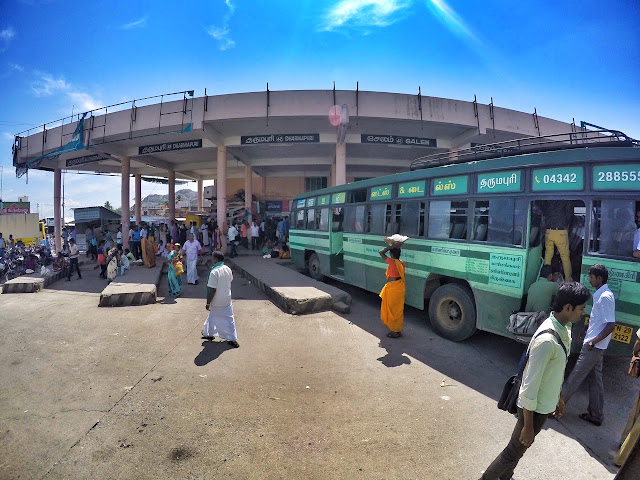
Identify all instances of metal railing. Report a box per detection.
[409,129,638,171]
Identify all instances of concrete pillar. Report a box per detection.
[53,168,62,253]
[197,179,203,212]
[135,173,142,225]
[168,170,176,223]
[335,142,346,186]
[244,165,252,224]
[121,157,130,250]
[217,146,227,251]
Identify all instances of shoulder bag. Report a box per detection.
[507,311,547,336]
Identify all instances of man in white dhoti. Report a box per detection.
[181,233,202,285]
[200,222,210,252]
[202,251,239,348]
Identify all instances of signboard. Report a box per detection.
[488,253,522,287]
[532,166,584,191]
[265,201,283,213]
[65,153,107,168]
[139,139,202,155]
[306,197,316,207]
[0,202,30,214]
[432,176,468,196]
[592,164,640,191]
[361,134,436,147]
[477,170,521,193]
[398,180,426,198]
[318,195,331,206]
[370,184,392,200]
[296,199,306,208]
[241,134,320,145]
[471,143,518,155]
[332,192,346,204]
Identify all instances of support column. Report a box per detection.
[244,165,252,224]
[121,157,130,250]
[217,146,227,252]
[335,142,346,186]
[197,179,203,212]
[135,173,142,225]
[168,170,176,224]
[53,168,62,253]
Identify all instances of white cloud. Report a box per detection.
[28,71,102,113]
[67,92,102,111]
[207,0,236,50]
[321,0,410,31]
[120,16,148,30]
[8,62,24,72]
[1,26,16,52]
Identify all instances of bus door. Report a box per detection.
[329,207,344,276]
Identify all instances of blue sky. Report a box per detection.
[1,0,638,219]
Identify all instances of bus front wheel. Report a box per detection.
[428,284,477,341]
[307,253,324,281]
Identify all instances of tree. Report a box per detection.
[104,201,113,211]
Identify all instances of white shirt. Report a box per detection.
[584,284,616,349]
[182,240,202,261]
[116,231,122,244]
[207,264,233,307]
[250,225,259,237]
[140,228,148,238]
[228,226,238,241]
[634,227,640,253]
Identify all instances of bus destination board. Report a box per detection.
[296,199,306,208]
[332,192,346,204]
[398,181,426,198]
[532,166,584,191]
[370,185,392,200]
[433,176,468,196]
[477,170,521,193]
[592,164,640,190]
[306,197,316,207]
[317,195,331,206]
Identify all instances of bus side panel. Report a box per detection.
[289,230,307,270]
[581,256,640,356]
[343,234,367,289]
[472,287,523,336]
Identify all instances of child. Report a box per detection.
[98,242,107,278]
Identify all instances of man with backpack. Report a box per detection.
[480,282,590,480]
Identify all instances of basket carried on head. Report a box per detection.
[384,234,409,249]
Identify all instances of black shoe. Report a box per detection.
[66,278,71,281]
[227,341,240,348]
[386,331,402,338]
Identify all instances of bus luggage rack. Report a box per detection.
[409,129,639,171]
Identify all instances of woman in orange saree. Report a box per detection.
[378,247,405,338]
[141,235,157,268]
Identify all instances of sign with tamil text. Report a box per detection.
[65,153,107,168]
[241,134,320,145]
[296,199,306,208]
[592,164,640,191]
[370,184,392,200]
[477,170,521,193]
[306,197,316,207]
[532,166,584,191]
[139,139,202,155]
[318,195,331,206]
[361,134,436,147]
[0,202,30,214]
[489,253,522,287]
[398,180,426,198]
[433,176,468,196]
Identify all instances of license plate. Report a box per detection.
[612,325,634,344]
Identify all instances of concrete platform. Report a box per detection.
[227,255,351,314]
[1,276,46,293]
[98,262,163,307]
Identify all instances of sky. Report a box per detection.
[0,0,638,220]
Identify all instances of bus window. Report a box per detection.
[350,188,367,203]
[486,199,527,246]
[399,202,420,236]
[318,208,329,231]
[590,199,638,257]
[344,205,365,233]
[367,204,386,234]
[472,201,489,241]
[332,208,344,232]
[355,205,365,233]
[385,204,401,235]
[307,209,316,230]
[428,201,468,240]
[296,209,306,229]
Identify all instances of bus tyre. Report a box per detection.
[307,253,324,282]
[428,284,477,341]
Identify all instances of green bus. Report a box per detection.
[289,130,640,355]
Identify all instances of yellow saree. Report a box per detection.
[379,258,405,333]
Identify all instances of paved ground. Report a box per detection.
[0,256,635,479]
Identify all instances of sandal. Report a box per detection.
[579,413,602,426]
[386,331,401,338]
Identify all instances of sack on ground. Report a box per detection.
[497,375,521,414]
[629,356,640,378]
[508,311,547,336]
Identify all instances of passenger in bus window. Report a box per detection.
[539,200,574,282]
[378,246,405,338]
[525,265,558,314]
[610,207,636,256]
[633,209,640,259]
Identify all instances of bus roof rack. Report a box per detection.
[409,129,639,171]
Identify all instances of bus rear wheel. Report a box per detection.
[307,253,324,281]
[428,284,477,341]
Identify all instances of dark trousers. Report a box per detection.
[228,241,238,257]
[67,258,81,279]
[132,241,141,260]
[251,237,259,250]
[482,408,548,480]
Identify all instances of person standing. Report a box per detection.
[7,234,15,249]
[633,209,640,259]
[181,232,202,285]
[525,265,559,314]
[250,221,259,251]
[116,226,123,247]
[378,245,405,338]
[202,251,239,348]
[66,238,82,281]
[200,221,210,252]
[480,282,590,480]
[166,243,183,298]
[171,222,178,244]
[227,223,239,258]
[0,232,6,257]
[541,200,574,282]
[562,263,616,426]
[212,222,223,251]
